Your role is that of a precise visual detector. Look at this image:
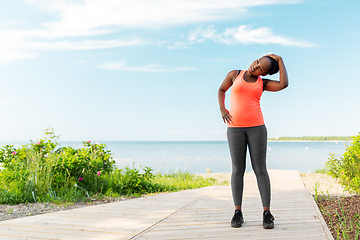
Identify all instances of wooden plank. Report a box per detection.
[0,221,138,234]
[137,227,326,239]
[135,170,333,240]
[0,236,52,240]
[137,232,327,240]
[0,224,131,239]
[0,170,333,240]
[147,222,325,232]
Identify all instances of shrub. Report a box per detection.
[0,128,116,203]
[0,129,217,204]
[325,133,360,194]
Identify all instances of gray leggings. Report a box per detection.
[227,125,271,207]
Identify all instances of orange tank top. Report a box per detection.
[227,70,265,128]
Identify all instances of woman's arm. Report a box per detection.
[263,54,288,92]
[218,70,237,124]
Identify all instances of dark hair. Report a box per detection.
[265,56,279,75]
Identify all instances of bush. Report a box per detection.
[325,133,360,194]
[0,128,116,203]
[0,129,217,204]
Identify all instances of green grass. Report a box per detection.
[152,171,217,191]
[312,167,360,239]
[313,181,360,239]
[314,167,331,174]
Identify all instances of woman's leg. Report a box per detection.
[227,127,248,209]
[246,125,271,210]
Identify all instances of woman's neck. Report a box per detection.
[244,71,258,82]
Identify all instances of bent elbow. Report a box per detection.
[218,88,226,93]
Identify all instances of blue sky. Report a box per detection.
[0,0,359,141]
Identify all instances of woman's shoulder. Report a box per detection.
[224,70,240,83]
[229,70,243,82]
[227,69,242,75]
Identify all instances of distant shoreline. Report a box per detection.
[267,140,351,142]
[267,136,352,142]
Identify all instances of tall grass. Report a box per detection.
[312,168,360,239]
[152,171,217,191]
[317,196,360,240]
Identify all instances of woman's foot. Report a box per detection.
[263,211,275,229]
[231,210,244,228]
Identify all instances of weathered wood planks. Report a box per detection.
[0,170,333,240]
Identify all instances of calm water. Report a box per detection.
[1,141,348,174]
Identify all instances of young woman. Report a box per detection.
[218,54,288,229]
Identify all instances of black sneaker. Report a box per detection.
[231,210,244,228]
[263,211,275,229]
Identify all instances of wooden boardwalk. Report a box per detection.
[0,170,333,240]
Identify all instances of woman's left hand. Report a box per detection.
[263,53,288,92]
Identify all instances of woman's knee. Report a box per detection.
[232,166,246,176]
[253,167,268,177]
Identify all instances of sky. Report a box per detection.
[0,0,359,142]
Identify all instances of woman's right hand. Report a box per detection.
[221,108,233,124]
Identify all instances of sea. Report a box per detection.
[0,141,349,174]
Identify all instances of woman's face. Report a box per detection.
[248,57,271,77]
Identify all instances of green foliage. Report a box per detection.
[0,128,113,204]
[0,129,218,204]
[85,165,159,196]
[52,140,114,185]
[325,133,360,194]
[152,171,217,191]
[268,136,352,141]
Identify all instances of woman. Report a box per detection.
[217,53,288,229]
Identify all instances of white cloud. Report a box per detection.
[1,0,304,64]
[98,61,198,72]
[189,25,218,43]
[25,39,141,50]
[0,19,29,29]
[0,50,35,64]
[24,0,301,31]
[188,25,315,47]
[0,29,142,64]
[167,42,191,50]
